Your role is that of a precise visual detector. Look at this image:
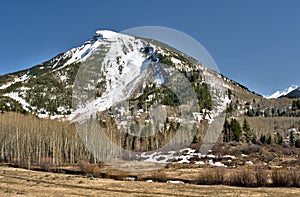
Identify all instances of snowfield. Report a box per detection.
[70,30,228,128]
[70,33,148,123]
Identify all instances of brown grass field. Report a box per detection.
[1,166,300,197]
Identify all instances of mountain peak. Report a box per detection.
[94,30,118,39]
[266,85,299,99]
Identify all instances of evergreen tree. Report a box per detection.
[295,139,300,148]
[251,133,257,144]
[196,83,212,111]
[277,109,280,116]
[242,118,252,143]
[260,134,266,144]
[290,131,295,146]
[266,135,272,145]
[192,123,201,143]
[275,132,283,145]
[226,103,233,114]
[222,119,231,142]
[222,118,243,142]
[255,104,261,116]
[271,108,275,117]
[230,118,242,142]
[292,100,300,110]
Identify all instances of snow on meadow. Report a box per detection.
[137,147,237,167]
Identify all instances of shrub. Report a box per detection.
[254,167,268,187]
[78,160,89,173]
[227,170,256,187]
[77,160,101,177]
[113,170,131,180]
[197,169,225,185]
[289,169,300,187]
[241,144,261,155]
[150,170,168,182]
[271,169,290,187]
[90,165,101,177]
[40,157,53,172]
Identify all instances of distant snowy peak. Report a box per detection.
[266,85,299,99]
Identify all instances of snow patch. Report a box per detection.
[0,82,13,90]
[167,180,184,184]
[211,161,226,167]
[171,57,181,64]
[0,74,29,90]
[223,155,237,159]
[4,92,30,111]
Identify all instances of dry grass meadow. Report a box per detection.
[1,166,300,197]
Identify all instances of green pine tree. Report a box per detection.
[295,139,300,148]
[222,119,231,142]
[230,118,242,142]
[290,131,295,146]
[260,134,266,144]
[242,118,252,143]
[266,135,272,145]
[275,132,283,145]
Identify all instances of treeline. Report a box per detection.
[226,96,300,118]
[96,110,206,153]
[222,118,300,147]
[0,112,205,168]
[226,101,293,117]
[0,112,92,168]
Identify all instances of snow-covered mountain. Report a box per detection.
[0,30,228,123]
[1,29,298,162]
[1,29,296,125]
[1,29,294,123]
[266,85,299,99]
[0,29,238,158]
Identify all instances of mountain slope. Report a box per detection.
[0,30,117,117]
[284,88,300,98]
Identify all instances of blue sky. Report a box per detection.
[0,0,299,96]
